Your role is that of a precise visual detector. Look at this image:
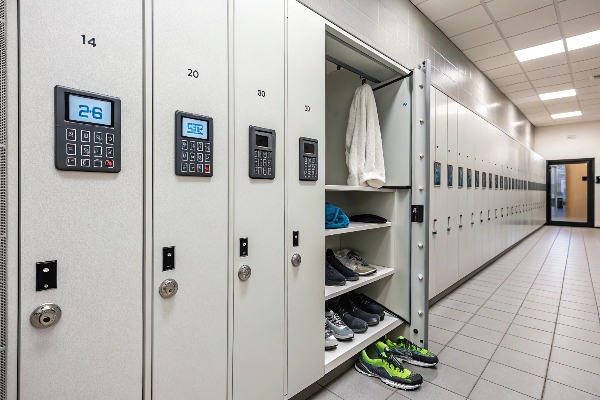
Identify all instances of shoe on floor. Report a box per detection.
[325,261,346,286]
[325,310,355,340]
[348,292,385,320]
[354,341,423,390]
[385,336,439,367]
[339,295,380,326]
[327,303,368,333]
[326,249,359,281]
[325,321,338,351]
[334,249,378,276]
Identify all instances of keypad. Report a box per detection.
[253,149,273,178]
[179,139,211,175]
[61,127,116,170]
[302,156,317,179]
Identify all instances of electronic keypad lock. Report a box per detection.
[299,137,318,181]
[249,126,275,179]
[175,111,213,176]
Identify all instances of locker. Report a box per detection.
[446,99,459,286]
[151,1,229,398]
[484,126,494,261]
[494,129,502,257]
[429,88,437,298]
[432,91,448,297]
[473,116,483,272]
[231,0,286,398]
[466,112,476,274]
[18,2,144,398]
[457,105,470,279]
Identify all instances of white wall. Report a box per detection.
[533,121,600,227]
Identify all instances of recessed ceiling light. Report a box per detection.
[539,89,576,101]
[551,111,582,119]
[514,40,564,62]
[566,29,600,51]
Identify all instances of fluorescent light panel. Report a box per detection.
[551,111,582,119]
[539,89,576,101]
[567,29,600,51]
[515,40,564,62]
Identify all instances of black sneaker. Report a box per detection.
[349,292,385,320]
[339,295,380,326]
[325,261,346,286]
[326,249,359,281]
[327,302,368,333]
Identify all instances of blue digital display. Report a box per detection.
[68,94,113,126]
[181,117,208,140]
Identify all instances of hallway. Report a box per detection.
[308,226,600,399]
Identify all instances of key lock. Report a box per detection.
[159,278,178,298]
[30,303,62,329]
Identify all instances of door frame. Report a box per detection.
[546,158,595,227]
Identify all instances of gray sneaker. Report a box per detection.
[335,249,378,276]
[325,310,354,340]
[325,321,338,351]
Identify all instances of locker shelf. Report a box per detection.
[324,316,403,373]
[325,266,394,300]
[325,221,392,236]
[325,185,396,193]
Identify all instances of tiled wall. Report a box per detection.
[299,0,534,148]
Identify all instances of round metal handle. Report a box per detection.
[31,303,62,328]
[238,265,251,281]
[291,254,301,267]
[159,278,178,298]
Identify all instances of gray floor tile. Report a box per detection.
[500,334,551,359]
[550,346,600,375]
[428,326,456,346]
[554,324,600,345]
[531,283,562,293]
[430,306,475,323]
[475,307,516,323]
[307,388,343,400]
[486,294,523,307]
[446,334,497,359]
[528,288,562,300]
[521,300,559,314]
[558,308,599,323]
[437,346,489,376]
[429,314,466,333]
[525,294,560,306]
[469,378,533,400]
[532,280,562,288]
[468,315,511,333]
[517,307,557,322]
[498,284,530,294]
[291,383,323,400]
[391,380,466,400]
[561,294,597,306]
[553,334,600,358]
[493,289,527,300]
[557,315,600,332]
[507,323,553,344]
[427,340,445,356]
[561,289,597,299]
[480,361,545,398]
[458,323,505,345]
[446,293,487,307]
[463,283,496,294]
[511,314,556,333]
[491,346,548,377]
[482,300,520,314]
[542,380,600,400]
[436,298,481,314]
[547,361,600,396]
[455,288,492,300]
[325,368,395,400]
[465,280,500,289]
[559,300,598,313]
[408,363,478,398]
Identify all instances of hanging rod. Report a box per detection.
[325,55,381,84]
[372,71,413,91]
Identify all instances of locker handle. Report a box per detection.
[447,217,451,231]
[488,210,491,221]
[480,211,483,223]
[471,213,474,225]
[432,218,437,235]
[459,214,463,228]
[495,209,497,219]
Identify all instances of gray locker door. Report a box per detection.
[428,88,437,298]
[152,1,229,398]
[232,0,286,398]
[480,125,489,265]
[473,118,483,270]
[432,90,448,296]
[457,105,469,279]
[465,110,476,275]
[18,3,143,399]
[286,1,325,396]
[446,99,458,286]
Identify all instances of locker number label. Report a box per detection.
[188,69,199,78]
[305,105,311,112]
[257,90,266,97]
[81,35,97,47]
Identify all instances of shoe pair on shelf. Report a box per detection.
[324,292,384,346]
[325,249,378,286]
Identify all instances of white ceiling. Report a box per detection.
[410,0,600,126]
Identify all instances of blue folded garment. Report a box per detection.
[325,203,350,229]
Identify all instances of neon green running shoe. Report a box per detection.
[385,336,439,367]
[354,341,423,390]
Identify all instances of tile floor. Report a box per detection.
[307,226,600,399]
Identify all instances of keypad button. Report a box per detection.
[182,140,188,150]
[267,168,272,175]
[66,129,76,141]
[81,130,90,142]
[93,146,103,157]
[106,133,115,145]
[182,152,188,161]
[197,163,203,172]
[189,163,196,172]
[205,143,210,153]
[81,159,91,167]
[190,152,196,162]
[204,164,211,174]
[66,143,76,155]
[197,153,203,162]
[204,153,211,163]
[81,145,91,157]
[66,157,76,166]
[94,132,103,144]
[105,159,114,168]
[198,142,204,151]
[94,159,102,168]
[181,163,188,172]
[190,141,196,151]
[106,147,114,158]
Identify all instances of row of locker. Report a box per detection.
[428,88,546,299]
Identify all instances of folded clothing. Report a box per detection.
[349,214,387,224]
[326,202,350,229]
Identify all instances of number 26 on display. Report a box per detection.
[78,105,103,120]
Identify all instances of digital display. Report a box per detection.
[67,94,113,126]
[181,117,208,140]
[304,142,315,154]
[256,134,269,148]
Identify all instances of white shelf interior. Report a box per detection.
[325,221,392,236]
[325,266,394,300]
[324,316,403,373]
[325,185,396,193]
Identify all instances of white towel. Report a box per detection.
[345,84,386,188]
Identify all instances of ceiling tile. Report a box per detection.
[463,40,510,62]
[519,105,547,113]
[555,115,584,123]
[518,100,546,109]
[543,96,579,105]
[474,52,517,71]
[500,81,533,93]
[524,111,552,118]
[528,116,556,125]
[505,25,562,51]
[492,73,529,86]
[525,64,571,80]
[450,24,502,50]
[506,88,538,99]
[497,5,557,38]
[583,114,600,121]
[575,78,600,88]
[537,82,575,93]
[568,44,600,63]
[558,0,600,21]
[417,0,480,22]
[573,68,600,80]
[521,52,568,72]
[531,74,573,88]
[579,92,600,100]
[580,98,600,106]
[487,0,553,21]
[562,13,600,37]
[546,101,580,112]
[581,103,600,111]
[512,95,543,104]
[410,0,428,4]
[436,6,493,37]
[484,63,524,79]
[577,85,600,94]
[571,56,600,72]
